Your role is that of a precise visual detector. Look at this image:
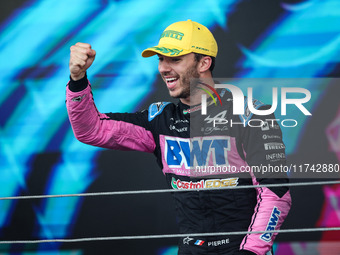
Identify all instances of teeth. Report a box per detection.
[166,78,177,82]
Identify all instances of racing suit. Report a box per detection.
[66,76,291,255]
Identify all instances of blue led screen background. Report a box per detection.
[0,0,340,254]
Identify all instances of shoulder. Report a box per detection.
[221,90,267,124]
[219,88,276,127]
[148,102,173,121]
[239,97,267,123]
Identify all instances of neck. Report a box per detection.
[180,77,215,106]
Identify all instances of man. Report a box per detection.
[66,20,291,255]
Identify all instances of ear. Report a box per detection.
[197,56,212,73]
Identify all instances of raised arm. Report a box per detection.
[66,43,156,153]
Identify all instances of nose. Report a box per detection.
[158,59,171,74]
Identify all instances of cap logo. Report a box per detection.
[160,30,184,40]
[149,46,183,56]
[191,45,209,53]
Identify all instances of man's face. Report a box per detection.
[158,53,200,100]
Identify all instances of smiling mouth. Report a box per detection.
[165,77,179,89]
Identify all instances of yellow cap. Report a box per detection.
[142,20,218,58]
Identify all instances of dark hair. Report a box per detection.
[194,53,215,73]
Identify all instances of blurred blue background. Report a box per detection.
[0,0,340,254]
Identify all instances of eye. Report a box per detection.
[172,58,181,62]
[158,57,164,62]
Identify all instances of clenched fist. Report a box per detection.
[69,42,96,81]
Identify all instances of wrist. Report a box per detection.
[68,73,88,92]
[70,72,85,81]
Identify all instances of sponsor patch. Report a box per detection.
[262,134,281,140]
[204,110,227,124]
[260,207,281,242]
[171,177,238,190]
[165,136,230,169]
[194,240,205,246]
[71,95,86,102]
[265,153,286,161]
[261,121,280,131]
[261,121,270,131]
[183,236,193,245]
[264,143,285,150]
[148,102,170,121]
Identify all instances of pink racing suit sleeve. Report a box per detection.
[66,81,156,153]
[240,184,292,255]
[238,105,292,255]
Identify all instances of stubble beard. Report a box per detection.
[173,63,200,100]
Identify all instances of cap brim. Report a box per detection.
[141,44,191,58]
